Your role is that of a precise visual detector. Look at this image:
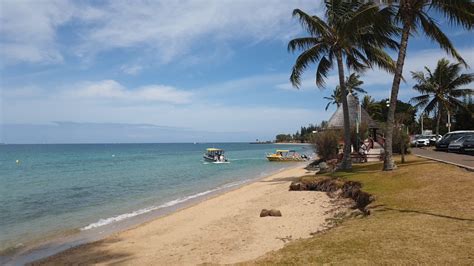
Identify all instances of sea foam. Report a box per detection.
[81,179,251,230]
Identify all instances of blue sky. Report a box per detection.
[1,0,473,143]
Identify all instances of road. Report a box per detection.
[412,148,474,171]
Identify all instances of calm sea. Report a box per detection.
[0,143,312,260]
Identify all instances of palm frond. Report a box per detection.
[315,55,333,88]
[288,37,322,53]
[292,9,330,37]
[289,43,326,88]
[418,12,467,66]
[447,73,474,90]
[431,0,474,30]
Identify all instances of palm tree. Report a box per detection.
[324,87,341,110]
[324,73,367,110]
[361,95,382,119]
[342,73,366,96]
[382,0,474,171]
[410,58,474,139]
[288,0,398,170]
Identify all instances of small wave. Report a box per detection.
[81,179,251,231]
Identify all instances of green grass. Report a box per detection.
[249,155,474,264]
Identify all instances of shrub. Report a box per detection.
[312,130,340,161]
[393,128,410,154]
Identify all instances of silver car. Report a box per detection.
[448,134,474,153]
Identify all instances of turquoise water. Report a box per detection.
[0,143,312,253]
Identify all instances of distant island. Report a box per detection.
[249,140,273,144]
[274,123,325,144]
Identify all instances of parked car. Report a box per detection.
[448,134,474,153]
[460,136,474,154]
[436,130,474,151]
[411,134,441,147]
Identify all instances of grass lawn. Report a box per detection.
[251,155,474,264]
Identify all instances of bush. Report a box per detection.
[392,128,409,154]
[312,130,340,161]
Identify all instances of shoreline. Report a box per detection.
[26,163,342,265]
[3,163,305,265]
[274,142,313,145]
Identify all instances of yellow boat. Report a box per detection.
[266,149,308,162]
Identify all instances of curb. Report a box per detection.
[413,154,474,172]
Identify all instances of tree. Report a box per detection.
[453,95,474,130]
[324,87,342,110]
[341,73,366,96]
[361,95,382,119]
[410,58,474,138]
[288,0,398,170]
[383,0,474,171]
[324,73,367,110]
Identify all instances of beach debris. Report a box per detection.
[260,209,282,217]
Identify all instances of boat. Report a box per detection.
[266,149,308,162]
[203,148,229,163]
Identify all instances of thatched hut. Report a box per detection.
[327,93,384,162]
[327,93,378,130]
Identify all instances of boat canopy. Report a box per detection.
[276,150,289,152]
[207,148,223,151]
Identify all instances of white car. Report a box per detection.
[411,134,442,147]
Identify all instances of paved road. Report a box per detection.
[412,148,474,171]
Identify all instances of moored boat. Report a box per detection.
[203,148,229,163]
[266,149,308,162]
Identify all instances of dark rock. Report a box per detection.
[269,209,282,216]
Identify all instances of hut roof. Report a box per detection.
[327,93,378,129]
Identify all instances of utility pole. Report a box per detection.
[420,113,424,135]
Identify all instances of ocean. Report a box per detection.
[0,143,312,262]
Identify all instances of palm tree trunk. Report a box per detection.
[383,23,411,171]
[336,50,352,170]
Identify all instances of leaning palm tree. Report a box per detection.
[341,73,366,96]
[382,0,474,171]
[410,58,474,139]
[289,0,398,170]
[324,73,367,110]
[324,87,341,110]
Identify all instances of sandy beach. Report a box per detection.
[33,165,342,265]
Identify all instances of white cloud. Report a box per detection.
[62,80,193,104]
[1,0,320,65]
[76,0,319,62]
[120,64,143,75]
[0,0,75,64]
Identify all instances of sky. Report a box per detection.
[1,0,473,143]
